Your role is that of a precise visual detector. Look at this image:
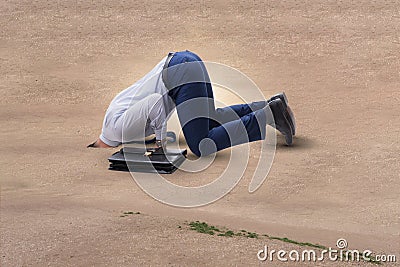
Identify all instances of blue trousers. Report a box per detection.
[167,51,267,156]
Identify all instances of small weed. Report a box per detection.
[189,221,221,235]
[269,236,325,249]
[188,221,258,238]
[120,211,141,217]
[218,230,235,237]
[246,232,258,238]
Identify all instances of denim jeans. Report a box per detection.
[166,50,267,156]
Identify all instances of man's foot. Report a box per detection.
[268,92,296,135]
[268,98,294,146]
[268,92,288,106]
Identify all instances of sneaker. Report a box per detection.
[268,92,296,135]
[268,98,294,145]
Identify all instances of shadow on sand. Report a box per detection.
[276,135,316,150]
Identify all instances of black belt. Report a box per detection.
[162,52,175,89]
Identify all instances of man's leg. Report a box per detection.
[171,83,267,156]
[167,51,267,156]
[211,93,296,137]
[167,51,268,130]
[210,101,267,129]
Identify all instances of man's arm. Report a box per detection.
[87,138,113,148]
[148,94,168,148]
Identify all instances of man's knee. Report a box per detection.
[187,138,217,157]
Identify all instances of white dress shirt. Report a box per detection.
[100,56,174,147]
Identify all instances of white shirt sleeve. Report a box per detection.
[148,94,167,141]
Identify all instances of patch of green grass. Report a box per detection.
[188,221,258,239]
[186,221,380,264]
[189,221,221,235]
[269,236,325,249]
[246,232,258,238]
[218,230,235,237]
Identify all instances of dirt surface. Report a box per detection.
[1,0,399,266]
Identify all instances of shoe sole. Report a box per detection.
[269,92,296,136]
[272,99,293,146]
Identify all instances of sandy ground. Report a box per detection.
[1,0,400,266]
